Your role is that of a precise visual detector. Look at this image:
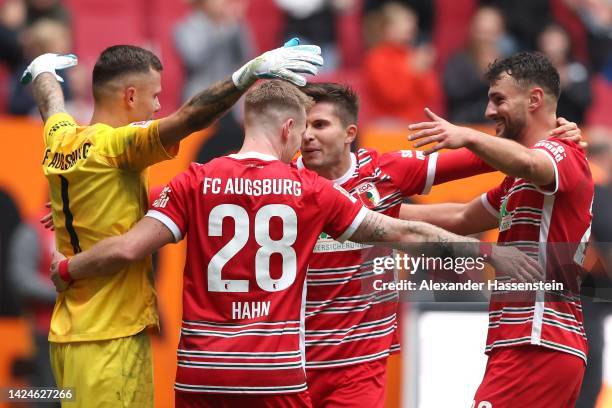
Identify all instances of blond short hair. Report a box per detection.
[245,80,314,117]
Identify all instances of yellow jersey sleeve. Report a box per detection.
[95,120,179,171]
[43,112,78,147]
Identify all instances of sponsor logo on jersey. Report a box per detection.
[314,231,372,253]
[400,150,425,160]
[499,196,512,232]
[153,186,171,208]
[129,120,153,128]
[355,182,380,208]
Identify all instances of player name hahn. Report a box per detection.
[203,177,302,196]
[232,301,271,319]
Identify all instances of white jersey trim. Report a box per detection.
[228,151,278,161]
[533,149,559,195]
[531,194,555,344]
[145,210,182,242]
[480,193,499,217]
[336,207,370,243]
[421,152,438,194]
[296,153,357,186]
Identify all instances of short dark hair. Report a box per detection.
[301,83,359,126]
[92,45,163,99]
[485,52,560,100]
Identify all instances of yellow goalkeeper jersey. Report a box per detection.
[42,112,178,342]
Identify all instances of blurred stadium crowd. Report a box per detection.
[0,0,612,407]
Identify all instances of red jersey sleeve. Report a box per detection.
[532,138,582,194]
[378,150,437,196]
[146,164,198,242]
[315,177,369,242]
[148,185,163,208]
[482,180,508,218]
[434,148,494,185]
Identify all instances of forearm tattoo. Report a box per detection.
[185,78,243,132]
[33,74,66,122]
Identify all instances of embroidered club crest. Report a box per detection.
[355,182,380,208]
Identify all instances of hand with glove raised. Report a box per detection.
[232,38,323,90]
[20,53,78,85]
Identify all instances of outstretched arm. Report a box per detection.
[399,196,498,235]
[157,79,243,147]
[409,109,582,186]
[157,40,323,148]
[21,53,78,122]
[50,217,174,290]
[32,72,66,122]
[349,210,541,282]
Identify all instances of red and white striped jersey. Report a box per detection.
[298,148,438,368]
[482,138,593,362]
[147,152,367,394]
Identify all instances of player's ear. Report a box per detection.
[281,118,293,142]
[345,124,358,145]
[125,86,137,109]
[528,87,545,112]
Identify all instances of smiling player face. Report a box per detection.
[485,73,529,141]
[301,102,351,172]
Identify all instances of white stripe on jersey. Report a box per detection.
[306,349,395,369]
[177,361,304,370]
[177,350,302,359]
[306,315,396,336]
[175,382,308,394]
[531,194,555,344]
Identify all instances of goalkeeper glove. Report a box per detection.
[232,37,323,90]
[20,53,78,85]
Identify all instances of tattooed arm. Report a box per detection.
[350,211,479,258]
[349,211,542,281]
[157,78,242,149]
[32,72,66,122]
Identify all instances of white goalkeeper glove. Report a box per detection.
[232,38,323,90]
[20,53,78,85]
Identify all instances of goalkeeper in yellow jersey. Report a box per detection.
[22,41,323,407]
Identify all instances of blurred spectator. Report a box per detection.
[364,0,434,42]
[64,65,93,124]
[0,0,25,70]
[9,18,72,115]
[8,209,58,402]
[0,0,69,69]
[363,2,441,123]
[0,188,22,316]
[444,6,514,124]
[577,131,612,408]
[563,0,612,80]
[537,23,592,124]
[481,0,553,50]
[174,0,253,163]
[275,0,357,71]
[24,0,69,26]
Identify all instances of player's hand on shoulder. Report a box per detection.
[20,53,78,85]
[232,37,324,89]
[408,108,477,155]
[550,117,586,149]
[489,246,543,284]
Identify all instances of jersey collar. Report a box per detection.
[228,152,279,161]
[296,153,356,186]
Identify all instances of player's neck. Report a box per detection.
[519,113,557,147]
[89,106,130,128]
[238,138,282,161]
[317,151,352,182]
